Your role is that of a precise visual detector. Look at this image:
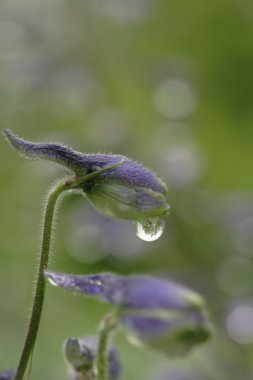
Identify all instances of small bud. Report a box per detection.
[64,336,121,380]
[152,367,199,380]
[3,129,169,222]
[45,271,211,357]
[0,370,14,380]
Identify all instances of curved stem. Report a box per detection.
[96,312,118,380]
[14,161,122,380]
[14,180,69,380]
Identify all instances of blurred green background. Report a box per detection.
[1,0,253,379]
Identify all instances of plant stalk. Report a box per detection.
[96,312,117,380]
[14,180,69,380]
[14,161,122,380]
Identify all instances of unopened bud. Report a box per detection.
[3,129,169,222]
[64,336,121,380]
[45,271,211,357]
[0,370,14,380]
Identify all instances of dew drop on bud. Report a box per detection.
[134,217,166,242]
[46,276,58,287]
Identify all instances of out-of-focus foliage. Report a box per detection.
[1,0,253,379]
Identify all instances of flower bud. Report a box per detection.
[152,367,199,380]
[3,129,169,222]
[45,271,211,357]
[64,336,121,380]
[0,370,14,380]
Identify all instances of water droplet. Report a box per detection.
[134,218,166,242]
[47,276,58,287]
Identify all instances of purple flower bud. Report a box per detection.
[0,370,14,380]
[152,367,199,380]
[3,129,169,223]
[45,271,211,357]
[64,336,121,380]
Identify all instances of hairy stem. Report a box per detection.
[96,312,118,380]
[14,161,122,380]
[14,180,69,380]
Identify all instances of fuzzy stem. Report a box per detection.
[14,160,123,380]
[14,180,69,380]
[96,312,118,380]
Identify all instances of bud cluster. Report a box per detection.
[2,130,211,380]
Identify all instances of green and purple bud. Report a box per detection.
[45,271,211,357]
[64,336,121,380]
[3,129,169,225]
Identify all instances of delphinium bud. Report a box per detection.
[64,336,121,380]
[150,366,201,380]
[45,271,211,357]
[3,130,169,241]
[0,370,14,380]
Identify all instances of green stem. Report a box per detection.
[14,180,69,380]
[96,312,118,380]
[14,161,123,380]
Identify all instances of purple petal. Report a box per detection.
[83,154,167,194]
[3,129,87,172]
[45,271,203,313]
[45,270,126,304]
[3,129,167,194]
[120,315,173,339]
[120,276,202,311]
[44,272,209,337]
